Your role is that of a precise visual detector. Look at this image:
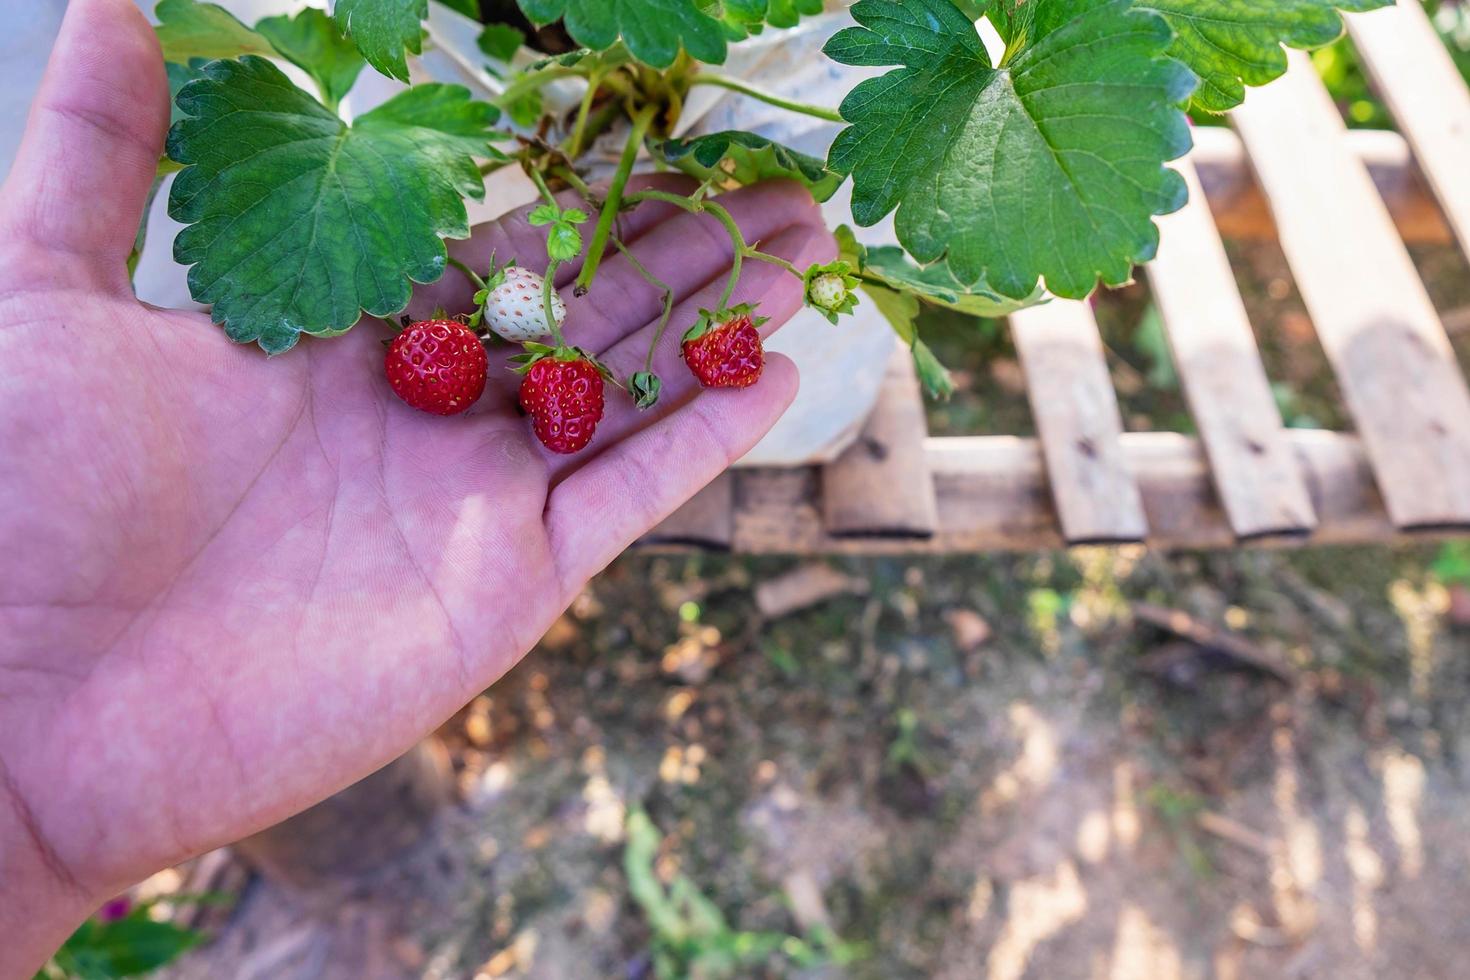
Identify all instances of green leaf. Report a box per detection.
[652,131,843,202]
[167,57,497,353]
[697,0,822,37]
[911,338,956,400]
[165,59,209,126]
[438,0,480,16]
[334,0,427,82]
[825,0,1194,300]
[1139,0,1394,113]
[517,0,728,68]
[154,0,275,62]
[1133,302,1178,390]
[256,8,368,109]
[52,915,202,978]
[477,22,526,61]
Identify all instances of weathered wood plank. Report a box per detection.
[1348,0,1470,257]
[820,343,939,539]
[1146,153,1317,539]
[692,431,1405,555]
[1191,125,1453,246]
[1232,52,1470,529]
[640,472,734,550]
[1009,300,1148,543]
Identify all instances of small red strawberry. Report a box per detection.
[516,346,606,454]
[681,304,769,389]
[385,318,488,415]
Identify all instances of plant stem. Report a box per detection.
[551,165,594,200]
[565,69,605,160]
[687,73,844,124]
[527,166,559,209]
[625,189,806,312]
[446,255,487,292]
[497,64,585,110]
[543,258,568,348]
[612,236,675,370]
[576,103,658,296]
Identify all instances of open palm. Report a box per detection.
[0,0,831,964]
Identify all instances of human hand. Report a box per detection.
[0,1,832,972]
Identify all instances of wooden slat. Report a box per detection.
[1191,125,1453,246]
[641,472,734,549]
[1233,52,1470,529]
[1348,0,1470,257]
[1009,300,1148,543]
[1146,154,1317,539]
[687,431,1408,555]
[820,343,938,539]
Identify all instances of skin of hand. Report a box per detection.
[0,0,834,972]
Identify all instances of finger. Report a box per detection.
[407,173,699,320]
[0,0,168,276]
[542,221,835,476]
[545,353,800,587]
[558,179,824,354]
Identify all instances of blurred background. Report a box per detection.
[8,2,1470,979]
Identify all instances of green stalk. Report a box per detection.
[543,258,568,348]
[565,69,605,160]
[575,103,659,296]
[687,73,844,124]
[551,165,594,200]
[611,236,675,371]
[497,64,585,110]
[624,189,804,312]
[527,166,559,209]
[446,255,487,291]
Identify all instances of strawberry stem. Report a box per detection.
[446,255,487,292]
[611,235,674,372]
[686,73,844,124]
[575,104,659,297]
[527,166,559,210]
[543,258,569,348]
[623,189,772,312]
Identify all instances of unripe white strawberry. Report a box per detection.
[809,273,848,312]
[483,266,566,342]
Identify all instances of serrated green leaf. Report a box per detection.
[167,57,496,353]
[1139,0,1394,113]
[517,0,727,68]
[334,0,427,82]
[652,131,843,202]
[826,0,1194,300]
[165,58,209,125]
[53,915,202,978]
[154,0,275,62]
[477,22,526,61]
[256,8,367,109]
[697,0,822,37]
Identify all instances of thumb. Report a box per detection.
[0,0,169,281]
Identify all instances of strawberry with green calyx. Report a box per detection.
[802,260,861,324]
[450,253,567,343]
[512,343,612,454]
[681,303,769,389]
[385,317,489,416]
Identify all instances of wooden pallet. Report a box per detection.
[646,0,1470,553]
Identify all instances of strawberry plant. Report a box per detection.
[147,0,1391,450]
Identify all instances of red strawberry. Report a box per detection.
[385,318,487,416]
[518,350,606,454]
[681,304,768,389]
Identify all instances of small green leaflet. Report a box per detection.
[167,57,499,354]
[825,0,1194,301]
[256,8,368,109]
[477,22,526,62]
[438,0,480,16]
[652,131,843,202]
[154,0,275,62]
[529,204,589,261]
[1140,0,1394,113]
[334,0,427,82]
[516,0,728,68]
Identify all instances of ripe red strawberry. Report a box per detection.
[517,350,606,454]
[385,318,487,416]
[681,304,769,389]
